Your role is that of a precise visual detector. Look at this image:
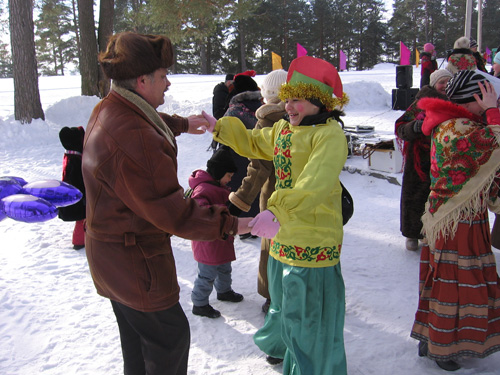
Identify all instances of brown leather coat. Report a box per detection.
[82,90,237,312]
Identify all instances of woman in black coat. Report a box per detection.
[394,70,452,251]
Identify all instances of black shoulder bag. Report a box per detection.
[341,182,354,225]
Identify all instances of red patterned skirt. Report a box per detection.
[411,211,500,361]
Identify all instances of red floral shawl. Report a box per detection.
[418,98,500,246]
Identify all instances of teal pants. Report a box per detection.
[253,257,347,375]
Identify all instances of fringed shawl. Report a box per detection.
[418,98,500,247]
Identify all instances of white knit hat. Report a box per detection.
[429,69,453,88]
[261,69,287,102]
[454,36,470,50]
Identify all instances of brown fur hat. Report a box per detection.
[99,32,174,81]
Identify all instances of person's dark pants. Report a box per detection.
[111,300,190,375]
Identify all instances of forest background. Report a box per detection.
[1,0,499,124]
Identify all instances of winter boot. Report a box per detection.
[418,341,428,357]
[217,290,244,302]
[406,238,419,251]
[266,356,283,365]
[436,360,460,371]
[192,304,221,319]
[262,299,271,314]
[240,233,258,240]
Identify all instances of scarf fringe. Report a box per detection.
[422,175,495,247]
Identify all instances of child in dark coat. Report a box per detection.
[189,147,244,318]
[58,126,86,250]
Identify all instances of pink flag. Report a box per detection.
[486,47,491,63]
[400,41,410,65]
[297,43,307,58]
[339,50,347,71]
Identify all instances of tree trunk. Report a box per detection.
[239,20,247,72]
[200,39,208,74]
[78,0,99,96]
[282,0,288,67]
[206,37,212,75]
[98,0,114,97]
[9,0,45,123]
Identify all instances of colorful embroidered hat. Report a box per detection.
[278,56,348,110]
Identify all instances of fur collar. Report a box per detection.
[229,90,262,105]
[416,86,448,101]
[419,97,482,136]
[256,100,285,120]
[449,48,473,56]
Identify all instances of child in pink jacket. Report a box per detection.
[189,147,244,318]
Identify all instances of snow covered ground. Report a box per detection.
[1,63,499,375]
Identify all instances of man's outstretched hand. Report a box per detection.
[187,115,209,134]
[201,111,217,133]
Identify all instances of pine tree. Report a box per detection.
[0,41,12,78]
[482,0,500,53]
[310,0,351,68]
[0,3,12,78]
[35,0,78,76]
[349,0,387,70]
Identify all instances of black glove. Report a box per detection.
[228,203,242,216]
[413,120,423,133]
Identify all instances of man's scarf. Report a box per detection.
[112,82,176,148]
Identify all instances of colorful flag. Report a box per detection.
[297,43,307,58]
[271,52,283,70]
[400,41,410,65]
[415,49,420,68]
[339,50,347,71]
[486,47,491,63]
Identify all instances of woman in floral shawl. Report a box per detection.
[411,70,500,371]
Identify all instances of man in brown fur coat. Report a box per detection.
[82,32,251,375]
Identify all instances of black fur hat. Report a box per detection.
[59,126,85,152]
[233,75,260,95]
[207,147,237,180]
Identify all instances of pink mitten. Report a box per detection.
[201,110,217,133]
[249,210,280,239]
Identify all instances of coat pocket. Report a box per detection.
[137,236,179,299]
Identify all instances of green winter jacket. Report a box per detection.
[213,116,347,268]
